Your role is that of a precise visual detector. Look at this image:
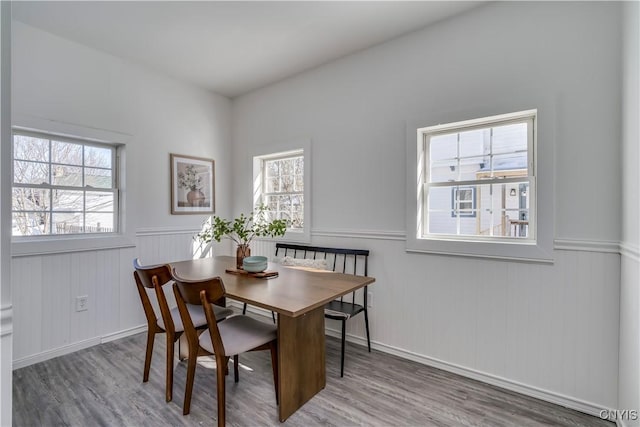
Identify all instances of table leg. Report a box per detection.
[277,306,326,422]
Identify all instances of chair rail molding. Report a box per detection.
[135,226,201,237]
[554,238,624,255]
[307,230,626,257]
[620,242,640,262]
[311,228,406,241]
[0,303,12,337]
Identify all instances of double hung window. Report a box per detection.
[253,140,310,242]
[256,150,304,230]
[12,130,119,236]
[418,110,536,242]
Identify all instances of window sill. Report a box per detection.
[406,236,554,263]
[255,229,311,245]
[12,234,135,257]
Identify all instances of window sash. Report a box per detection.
[259,152,304,231]
[419,111,535,242]
[12,130,119,236]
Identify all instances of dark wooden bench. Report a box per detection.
[243,242,372,376]
[276,243,371,377]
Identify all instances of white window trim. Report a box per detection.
[420,110,536,242]
[252,138,311,243]
[405,100,555,263]
[11,114,134,256]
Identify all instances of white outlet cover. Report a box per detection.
[76,295,88,312]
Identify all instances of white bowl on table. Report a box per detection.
[243,256,268,273]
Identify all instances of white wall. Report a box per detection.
[619,1,640,425]
[0,3,11,426]
[233,1,622,415]
[10,22,232,366]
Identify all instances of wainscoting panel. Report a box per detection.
[253,234,620,413]
[618,250,640,427]
[12,230,621,416]
[11,229,198,368]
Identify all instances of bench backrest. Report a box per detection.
[275,243,369,276]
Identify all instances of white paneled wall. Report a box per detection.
[11,229,198,368]
[231,2,624,416]
[11,230,621,414]
[619,252,640,427]
[253,235,620,413]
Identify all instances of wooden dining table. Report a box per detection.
[170,255,375,422]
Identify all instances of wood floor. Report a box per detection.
[13,332,612,427]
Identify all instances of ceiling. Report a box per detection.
[12,1,483,98]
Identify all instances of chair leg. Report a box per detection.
[166,333,175,402]
[216,356,229,427]
[183,345,198,415]
[364,308,371,352]
[270,341,279,405]
[245,303,277,324]
[340,319,346,378]
[143,330,155,382]
[233,355,239,383]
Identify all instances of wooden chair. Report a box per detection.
[172,269,279,425]
[133,259,233,402]
[276,243,371,377]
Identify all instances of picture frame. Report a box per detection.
[170,153,215,215]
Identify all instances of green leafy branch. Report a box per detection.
[196,205,288,246]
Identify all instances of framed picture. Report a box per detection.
[170,153,215,215]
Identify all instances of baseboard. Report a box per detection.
[11,307,617,421]
[248,306,614,419]
[13,337,101,370]
[324,328,616,421]
[13,324,146,370]
[101,324,147,344]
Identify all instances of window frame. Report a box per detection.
[12,129,120,237]
[10,116,133,257]
[422,111,536,242]
[252,139,311,243]
[405,102,555,263]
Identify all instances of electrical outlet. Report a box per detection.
[367,292,373,308]
[76,295,88,312]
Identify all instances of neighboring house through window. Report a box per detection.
[12,129,119,236]
[418,110,536,241]
[451,186,476,218]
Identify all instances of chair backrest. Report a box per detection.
[275,243,370,304]
[133,259,175,332]
[171,269,227,357]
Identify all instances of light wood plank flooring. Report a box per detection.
[13,332,612,426]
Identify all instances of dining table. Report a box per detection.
[170,255,376,422]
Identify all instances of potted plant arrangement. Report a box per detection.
[196,205,288,269]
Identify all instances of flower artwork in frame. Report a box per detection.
[170,153,215,214]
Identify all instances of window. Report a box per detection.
[451,187,476,218]
[418,110,536,242]
[256,150,303,229]
[12,130,119,237]
[253,140,310,242]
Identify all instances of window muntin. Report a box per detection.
[419,111,535,241]
[259,152,304,230]
[12,130,118,236]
